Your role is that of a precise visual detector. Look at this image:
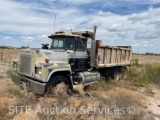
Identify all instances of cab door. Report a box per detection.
[69,37,89,72]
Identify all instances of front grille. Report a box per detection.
[19,53,32,76]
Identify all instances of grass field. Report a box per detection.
[133,54,160,64]
[0,49,160,120]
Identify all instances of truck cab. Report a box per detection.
[12,31,100,95]
[49,32,89,72]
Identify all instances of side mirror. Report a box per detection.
[87,38,92,49]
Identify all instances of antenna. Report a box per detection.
[54,13,56,32]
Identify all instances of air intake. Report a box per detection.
[19,53,32,76]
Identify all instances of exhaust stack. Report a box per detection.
[93,26,97,40]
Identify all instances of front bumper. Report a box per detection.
[12,72,46,95]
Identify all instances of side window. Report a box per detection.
[75,38,87,51]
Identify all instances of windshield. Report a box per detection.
[50,36,75,50]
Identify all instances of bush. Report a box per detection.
[132,58,143,67]
[127,64,160,86]
[6,69,21,85]
[144,64,160,85]
[132,58,139,66]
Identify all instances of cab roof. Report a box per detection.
[48,31,93,38]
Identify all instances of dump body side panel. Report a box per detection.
[96,40,132,68]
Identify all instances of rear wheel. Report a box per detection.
[120,67,127,79]
[104,69,111,80]
[110,67,121,81]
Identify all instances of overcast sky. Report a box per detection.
[0,0,160,53]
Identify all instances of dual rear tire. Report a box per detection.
[104,67,127,81]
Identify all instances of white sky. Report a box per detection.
[0,0,160,53]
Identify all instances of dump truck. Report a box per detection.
[12,27,132,95]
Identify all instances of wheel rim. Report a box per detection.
[114,71,120,81]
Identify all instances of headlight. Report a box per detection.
[35,67,42,74]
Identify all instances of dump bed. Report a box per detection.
[96,40,132,68]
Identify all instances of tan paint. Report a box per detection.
[18,49,71,81]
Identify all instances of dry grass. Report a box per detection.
[37,87,145,120]
[0,49,160,120]
[127,64,160,87]
[13,110,39,120]
[133,54,160,64]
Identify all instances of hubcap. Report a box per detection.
[114,71,120,80]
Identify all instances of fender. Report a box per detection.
[45,68,72,82]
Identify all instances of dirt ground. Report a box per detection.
[0,49,160,120]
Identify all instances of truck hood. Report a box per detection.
[39,49,68,63]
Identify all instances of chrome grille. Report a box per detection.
[19,53,32,76]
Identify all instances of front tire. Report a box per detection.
[46,75,70,96]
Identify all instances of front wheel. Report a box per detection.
[46,75,71,97]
